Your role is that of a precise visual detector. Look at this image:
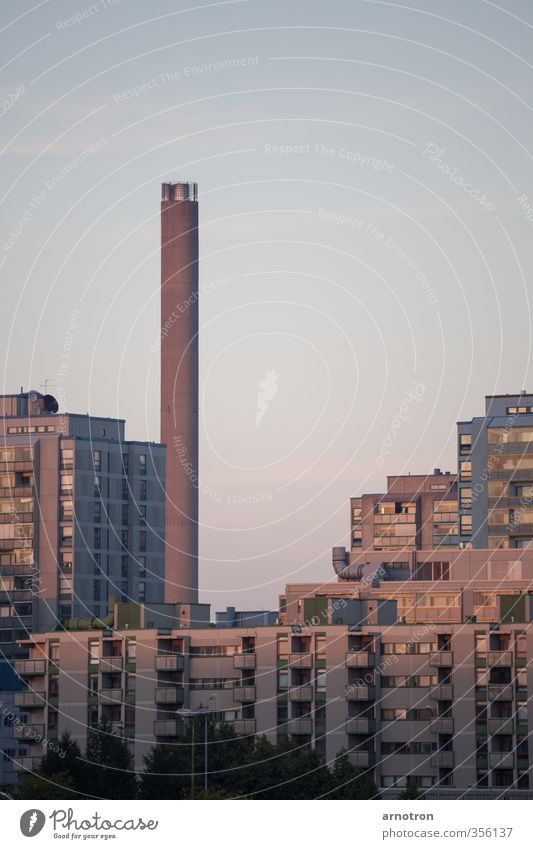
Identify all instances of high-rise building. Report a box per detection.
[160,182,199,603]
[350,470,458,553]
[457,393,533,549]
[0,389,166,655]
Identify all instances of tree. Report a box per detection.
[39,732,86,789]
[326,751,380,800]
[140,742,188,800]
[84,721,138,799]
[400,776,421,799]
[13,770,78,800]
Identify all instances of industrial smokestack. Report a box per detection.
[160,181,199,603]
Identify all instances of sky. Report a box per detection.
[2,0,533,609]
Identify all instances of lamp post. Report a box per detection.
[177,695,216,797]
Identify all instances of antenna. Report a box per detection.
[40,379,56,394]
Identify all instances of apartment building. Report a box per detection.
[0,389,166,654]
[11,543,533,798]
[457,392,533,550]
[350,470,458,553]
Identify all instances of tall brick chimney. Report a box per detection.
[160,182,199,602]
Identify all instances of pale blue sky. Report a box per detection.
[2,0,533,608]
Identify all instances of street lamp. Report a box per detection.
[177,694,216,797]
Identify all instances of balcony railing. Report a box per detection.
[348,750,375,768]
[155,687,185,704]
[289,685,313,701]
[346,718,375,735]
[13,756,42,772]
[288,718,313,735]
[13,723,45,740]
[100,689,123,704]
[430,718,454,735]
[346,686,375,702]
[154,720,183,737]
[488,684,514,701]
[487,652,513,667]
[345,651,376,668]
[289,653,313,669]
[488,717,514,734]
[430,684,453,701]
[14,659,46,676]
[155,654,184,671]
[489,751,514,769]
[14,690,46,707]
[99,656,124,672]
[430,751,454,768]
[234,719,256,735]
[233,653,256,670]
[233,686,256,703]
[429,652,453,667]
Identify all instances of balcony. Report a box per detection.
[489,751,514,769]
[288,718,313,735]
[346,686,375,701]
[430,751,454,768]
[14,659,46,676]
[487,652,513,667]
[289,685,313,702]
[154,720,183,737]
[13,724,45,740]
[100,688,123,704]
[155,654,184,671]
[348,750,375,768]
[430,718,454,735]
[233,686,256,703]
[289,653,313,669]
[488,684,514,701]
[429,652,453,667]
[430,684,453,701]
[346,718,375,735]
[233,653,256,670]
[488,717,514,734]
[14,690,46,707]
[13,756,42,772]
[234,719,256,735]
[155,687,185,704]
[345,651,376,668]
[99,656,123,672]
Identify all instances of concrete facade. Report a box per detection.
[350,470,457,553]
[457,392,533,550]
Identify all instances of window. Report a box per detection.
[140,480,147,501]
[94,502,101,523]
[460,434,472,455]
[139,454,146,476]
[127,641,136,660]
[138,556,146,578]
[139,530,146,552]
[139,581,145,602]
[93,476,101,497]
[277,636,288,660]
[139,505,146,524]
[122,478,129,500]
[121,556,129,577]
[460,487,472,510]
[460,515,473,535]
[94,528,101,550]
[93,553,101,575]
[277,671,288,690]
[93,450,101,472]
[460,461,472,481]
[93,580,100,600]
[122,454,129,474]
[121,504,128,526]
[121,529,129,549]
